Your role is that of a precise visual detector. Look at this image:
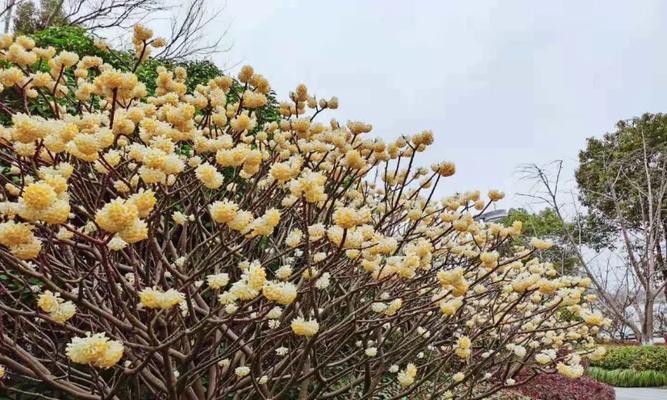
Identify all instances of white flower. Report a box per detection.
[235,366,250,377]
[275,265,293,280]
[511,344,526,358]
[276,346,288,356]
[389,364,399,373]
[172,211,188,225]
[107,236,128,251]
[365,347,377,357]
[217,358,230,368]
[266,306,282,319]
[506,378,516,385]
[315,272,331,289]
[371,302,387,313]
[207,273,229,290]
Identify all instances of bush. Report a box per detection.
[0,25,609,399]
[591,345,667,372]
[1,26,255,128]
[31,26,264,98]
[515,373,615,400]
[588,367,667,387]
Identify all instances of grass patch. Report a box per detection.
[587,367,667,387]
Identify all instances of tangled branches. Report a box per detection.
[0,25,608,399]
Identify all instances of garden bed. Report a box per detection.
[590,345,667,372]
[587,345,667,388]
[514,372,615,400]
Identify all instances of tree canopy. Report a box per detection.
[503,208,580,274]
[576,113,667,233]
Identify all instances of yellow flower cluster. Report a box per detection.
[0,220,41,259]
[196,163,224,189]
[582,310,608,327]
[531,237,554,250]
[131,25,165,62]
[37,290,76,323]
[2,161,71,230]
[0,28,609,396]
[437,267,468,296]
[210,200,280,238]
[207,273,230,290]
[431,161,456,177]
[128,137,185,184]
[535,349,557,365]
[290,317,320,336]
[270,155,303,182]
[397,363,417,387]
[217,261,268,305]
[139,288,185,310]
[94,190,155,248]
[262,281,298,305]
[66,333,124,369]
[332,206,367,229]
[556,355,585,379]
[289,170,328,203]
[454,336,472,359]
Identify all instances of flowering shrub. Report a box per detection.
[0,25,279,130]
[0,25,610,399]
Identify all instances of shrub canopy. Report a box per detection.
[590,345,667,372]
[0,25,609,399]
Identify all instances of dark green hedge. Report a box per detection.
[590,345,667,372]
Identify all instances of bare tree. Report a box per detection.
[65,0,169,30]
[520,157,667,344]
[6,0,228,61]
[1,0,24,33]
[153,0,228,61]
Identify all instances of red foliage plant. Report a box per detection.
[515,372,615,400]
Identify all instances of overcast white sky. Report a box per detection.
[197,0,667,209]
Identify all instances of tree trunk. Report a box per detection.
[642,296,655,345]
[661,221,667,300]
[3,0,14,33]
